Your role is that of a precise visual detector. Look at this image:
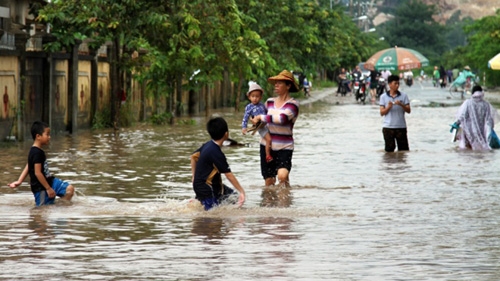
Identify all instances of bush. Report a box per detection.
[92,107,112,129]
[149,111,172,125]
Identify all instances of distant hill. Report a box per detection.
[424,0,500,23]
[369,0,500,26]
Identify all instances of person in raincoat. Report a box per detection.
[451,65,475,89]
[450,85,499,150]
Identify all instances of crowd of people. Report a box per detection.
[6,65,498,212]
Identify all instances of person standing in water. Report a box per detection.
[251,70,299,188]
[379,75,411,152]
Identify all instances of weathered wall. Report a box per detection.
[97,61,110,111]
[77,60,91,128]
[0,56,18,138]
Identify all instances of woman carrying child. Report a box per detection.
[251,70,300,188]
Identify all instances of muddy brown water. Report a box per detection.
[1,86,500,280]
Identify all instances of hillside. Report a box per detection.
[425,0,500,23]
[370,0,500,26]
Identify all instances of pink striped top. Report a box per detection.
[259,97,299,150]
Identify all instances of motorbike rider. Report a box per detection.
[451,65,475,89]
[336,68,351,96]
[403,70,413,86]
[303,76,311,97]
[352,65,363,80]
[351,65,365,99]
[369,69,381,102]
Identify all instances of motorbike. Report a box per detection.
[338,78,349,97]
[449,76,475,99]
[352,72,367,103]
[405,76,413,87]
[303,86,310,97]
[376,77,386,99]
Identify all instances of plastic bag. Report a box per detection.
[488,129,500,149]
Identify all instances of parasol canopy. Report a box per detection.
[364,46,429,71]
[488,53,500,70]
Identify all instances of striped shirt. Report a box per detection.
[259,97,299,150]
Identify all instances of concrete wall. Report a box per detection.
[0,56,18,138]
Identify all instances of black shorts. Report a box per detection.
[260,145,293,179]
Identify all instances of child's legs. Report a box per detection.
[199,185,239,210]
[34,191,55,206]
[199,197,218,211]
[62,185,75,200]
[52,178,74,201]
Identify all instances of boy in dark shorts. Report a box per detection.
[190,117,246,210]
[7,121,75,206]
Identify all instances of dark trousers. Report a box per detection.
[383,128,409,152]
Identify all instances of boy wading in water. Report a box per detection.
[191,117,246,210]
[8,121,75,206]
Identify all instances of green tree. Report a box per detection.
[38,0,157,128]
[36,0,387,125]
[463,9,500,87]
[237,0,376,81]
[444,11,472,50]
[377,0,446,63]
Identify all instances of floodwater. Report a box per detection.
[1,86,500,280]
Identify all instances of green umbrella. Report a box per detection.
[364,46,429,71]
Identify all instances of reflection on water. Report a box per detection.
[191,217,228,241]
[28,211,52,239]
[1,92,500,280]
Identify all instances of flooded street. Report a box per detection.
[1,82,500,280]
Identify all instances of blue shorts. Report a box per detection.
[199,185,235,211]
[33,178,70,206]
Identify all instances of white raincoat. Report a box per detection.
[455,91,497,150]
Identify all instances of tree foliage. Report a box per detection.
[463,9,500,87]
[377,0,446,63]
[37,0,159,127]
[36,0,384,123]
[444,11,473,50]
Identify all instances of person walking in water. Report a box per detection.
[450,85,498,150]
[7,121,75,206]
[251,70,299,188]
[191,117,246,210]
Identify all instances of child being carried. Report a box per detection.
[241,82,273,162]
